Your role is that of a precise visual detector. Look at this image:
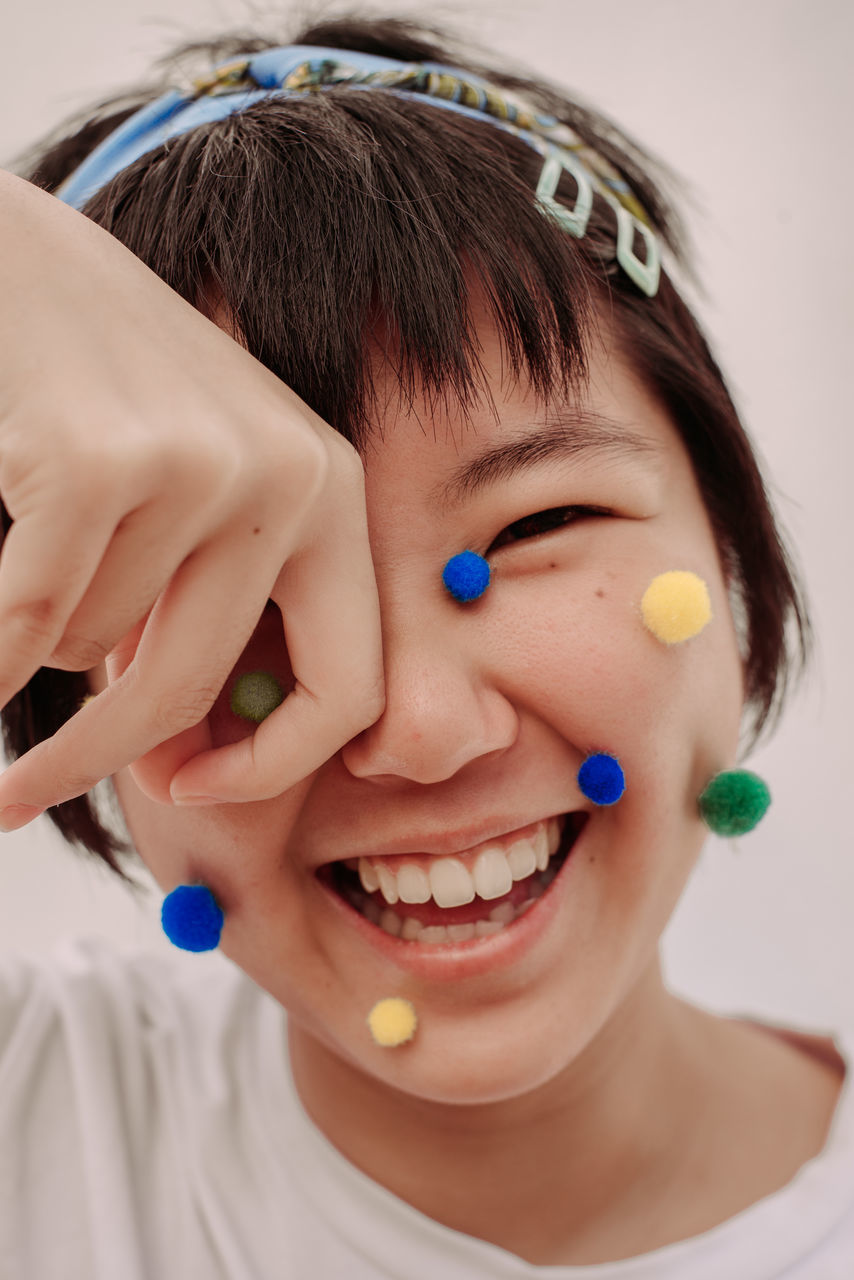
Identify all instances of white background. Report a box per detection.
[1,1,851,1031]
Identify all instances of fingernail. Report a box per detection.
[0,804,44,832]
[171,794,224,807]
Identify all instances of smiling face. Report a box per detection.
[113,311,744,1107]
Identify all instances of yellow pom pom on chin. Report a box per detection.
[367,997,418,1048]
[641,571,712,645]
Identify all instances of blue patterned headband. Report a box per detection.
[56,45,661,297]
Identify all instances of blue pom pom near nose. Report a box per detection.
[442,550,490,602]
[578,753,626,806]
[161,884,224,952]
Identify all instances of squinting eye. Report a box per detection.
[488,505,610,551]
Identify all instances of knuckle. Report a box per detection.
[49,632,111,671]
[298,437,331,499]
[2,598,64,650]
[50,766,98,800]
[146,681,221,734]
[49,445,123,500]
[342,676,386,734]
[327,433,364,485]
[340,465,368,512]
[165,441,233,497]
[363,676,387,724]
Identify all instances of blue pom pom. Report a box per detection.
[442,550,490,602]
[161,884,224,952]
[578,753,626,806]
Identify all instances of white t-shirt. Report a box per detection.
[0,939,851,1280]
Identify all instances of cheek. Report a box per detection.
[112,765,312,925]
[488,551,744,778]
[488,557,743,997]
[115,772,335,1026]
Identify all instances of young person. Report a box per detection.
[0,13,850,1277]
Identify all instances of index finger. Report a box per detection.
[0,508,383,823]
[0,530,282,822]
[0,498,120,702]
[167,531,385,803]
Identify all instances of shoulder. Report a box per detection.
[0,937,291,1186]
[0,937,282,1101]
[708,1010,850,1159]
[725,1011,851,1169]
[738,1011,849,1075]
[0,942,310,1275]
[708,1012,854,1223]
[0,934,242,1023]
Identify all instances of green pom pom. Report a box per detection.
[230,671,284,723]
[699,769,771,836]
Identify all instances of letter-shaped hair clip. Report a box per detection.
[536,144,660,296]
[536,144,594,237]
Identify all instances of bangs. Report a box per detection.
[83,90,600,447]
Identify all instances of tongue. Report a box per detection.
[370,873,539,926]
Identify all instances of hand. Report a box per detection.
[0,171,384,828]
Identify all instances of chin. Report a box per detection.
[338,986,605,1108]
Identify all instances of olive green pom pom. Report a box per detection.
[699,769,771,836]
[230,671,284,723]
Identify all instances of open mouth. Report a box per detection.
[318,812,587,945]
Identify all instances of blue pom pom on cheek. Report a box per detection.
[442,550,490,602]
[577,753,626,806]
[161,884,224,952]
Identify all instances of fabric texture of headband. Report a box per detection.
[56,45,661,297]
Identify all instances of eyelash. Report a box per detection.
[488,505,610,551]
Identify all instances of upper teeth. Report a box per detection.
[358,818,561,908]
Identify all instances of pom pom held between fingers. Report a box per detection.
[442,550,490,602]
[699,769,771,836]
[641,571,712,644]
[161,884,224,951]
[577,753,625,806]
[230,671,284,722]
[368,997,418,1047]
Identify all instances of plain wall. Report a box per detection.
[2,0,851,1031]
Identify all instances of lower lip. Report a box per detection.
[315,817,586,981]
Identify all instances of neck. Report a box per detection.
[288,955,716,1265]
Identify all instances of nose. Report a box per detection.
[340,607,519,785]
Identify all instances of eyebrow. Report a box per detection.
[434,410,661,509]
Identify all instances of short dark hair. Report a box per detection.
[3,13,809,880]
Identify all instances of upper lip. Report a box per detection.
[314,809,573,867]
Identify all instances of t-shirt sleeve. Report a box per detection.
[0,950,102,1279]
[0,937,285,1280]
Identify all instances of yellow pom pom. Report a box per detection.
[641,571,712,645]
[367,997,418,1048]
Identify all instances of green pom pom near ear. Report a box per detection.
[230,671,284,723]
[699,769,771,836]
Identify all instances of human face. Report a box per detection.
[114,315,744,1107]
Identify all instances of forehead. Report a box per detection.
[361,311,675,496]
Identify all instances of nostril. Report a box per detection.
[340,684,519,786]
